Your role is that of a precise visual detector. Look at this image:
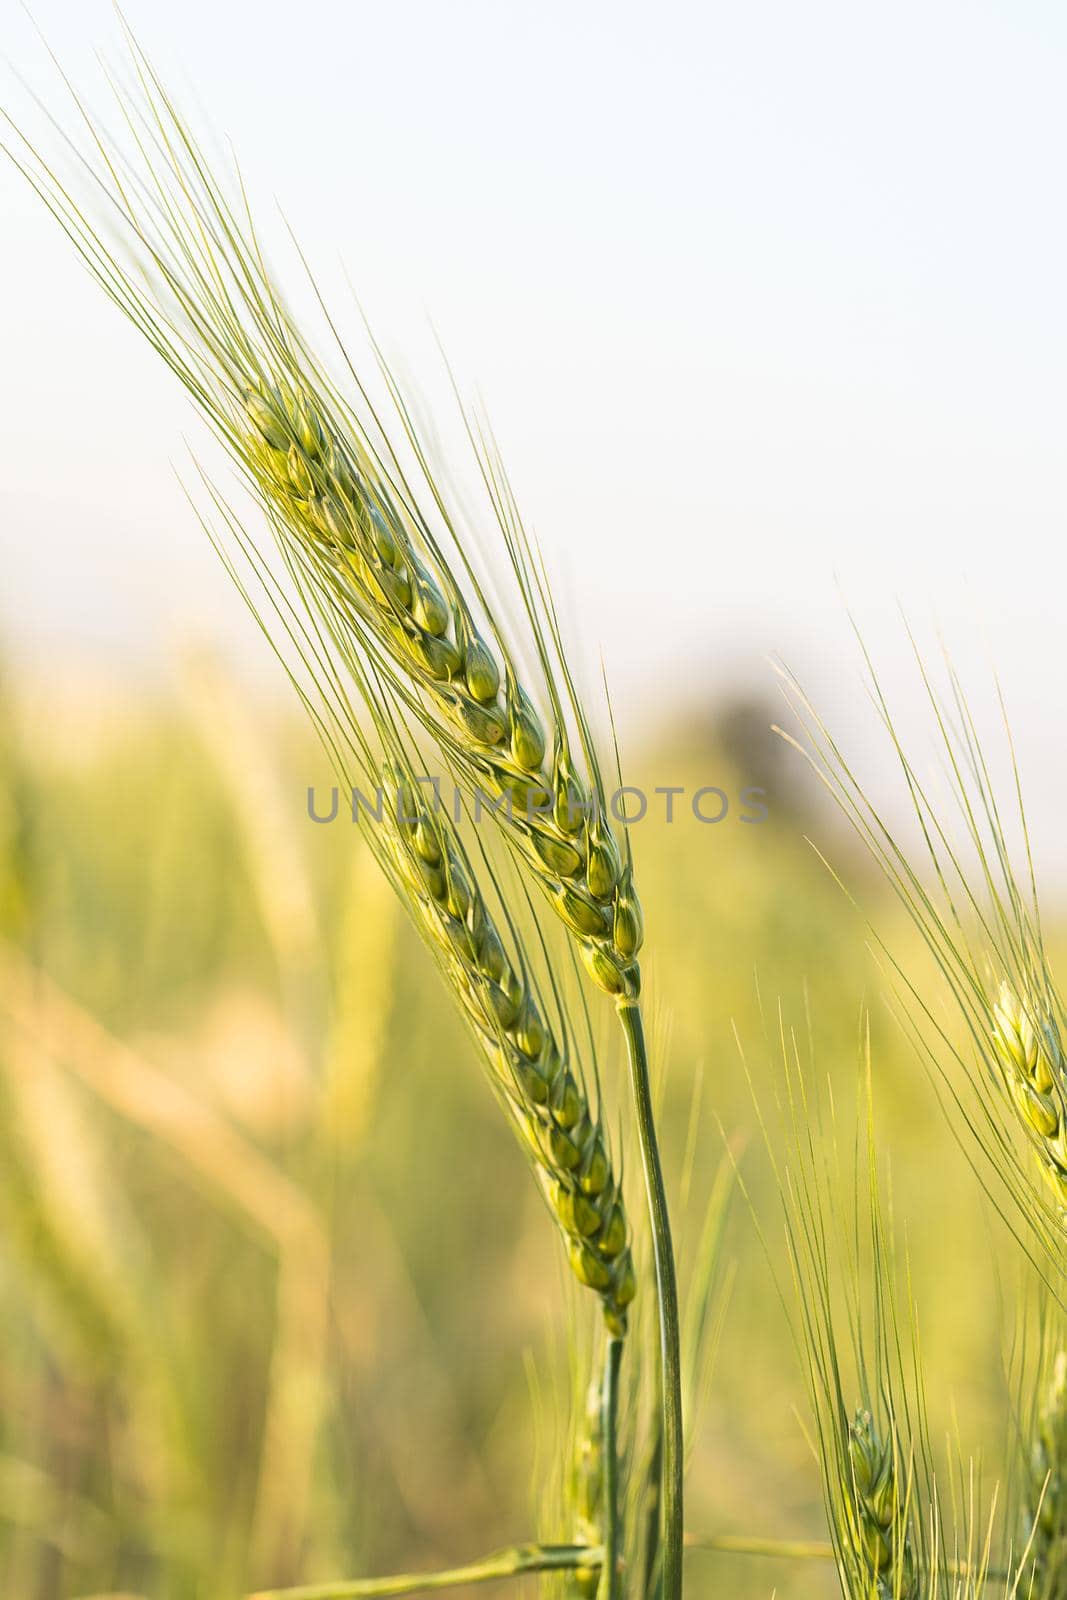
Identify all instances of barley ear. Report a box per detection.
[777,641,1067,1278]
[992,984,1067,1214]
[844,1410,917,1600]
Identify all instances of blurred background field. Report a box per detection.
[0,647,1052,1600]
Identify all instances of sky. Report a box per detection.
[2,0,1066,849]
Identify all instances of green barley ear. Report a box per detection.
[844,1410,917,1600]
[1023,1352,1067,1599]
[741,1012,963,1600]
[778,637,1067,1282]
[992,985,1067,1213]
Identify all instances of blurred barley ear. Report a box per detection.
[319,840,399,1148]
[0,946,332,1587]
[567,1372,606,1598]
[0,1027,190,1471]
[180,648,325,1045]
[253,1242,332,1584]
[0,1453,114,1569]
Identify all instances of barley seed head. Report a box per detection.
[844,1410,917,1600]
[991,984,1067,1210]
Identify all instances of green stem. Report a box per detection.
[248,1543,603,1600]
[617,999,683,1600]
[597,1335,624,1600]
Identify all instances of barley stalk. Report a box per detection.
[615,1002,683,1600]
[565,1339,622,1600]
[247,1544,604,1600]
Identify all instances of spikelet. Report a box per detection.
[240,379,642,1000]
[1023,1353,1067,1598]
[844,1410,917,1600]
[375,759,635,1334]
[991,985,1067,1212]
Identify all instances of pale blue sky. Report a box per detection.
[2,0,1067,845]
